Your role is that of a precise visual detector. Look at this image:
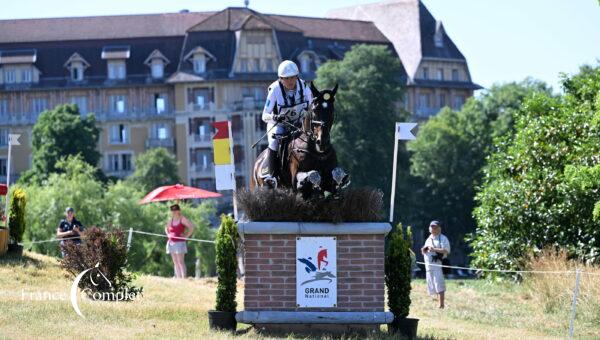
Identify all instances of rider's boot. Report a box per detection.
[264,148,279,188]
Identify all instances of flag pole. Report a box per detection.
[227,121,238,220]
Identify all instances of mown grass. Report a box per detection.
[1,251,599,339]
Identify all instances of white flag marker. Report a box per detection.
[390,123,417,223]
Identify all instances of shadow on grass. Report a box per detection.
[234,325,447,339]
[0,251,47,269]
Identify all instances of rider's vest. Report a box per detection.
[262,79,312,126]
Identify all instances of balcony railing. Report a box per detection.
[414,107,441,117]
[104,169,133,178]
[145,137,175,149]
[186,102,217,112]
[189,164,214,177]
[0,113,37,126]
[226,98,264,111]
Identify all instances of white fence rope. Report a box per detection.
[17,228,215,246]
[415,261,577,275]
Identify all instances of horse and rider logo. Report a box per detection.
[297,246,337,285]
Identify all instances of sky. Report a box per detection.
[1,0,599,92]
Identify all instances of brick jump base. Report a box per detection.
[236,222,393,333]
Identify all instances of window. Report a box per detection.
[107,60,126,80]
[71,96,88,114]
[265,59,273,72]
[239,59,248,73]
[0,99,8,117]
[190,149,213,169]
[193,54,206,74]
[438,93,446,108]
[151,123,170,140]
[0,158,6,176]
[422,67,429,79]
[300,56,311,74]
[453,95,465,110]
[4,68,16,84]
[109,124,129,144]
[107,153,132,172]
[154,93,167,114]
[151,60,164,79]
[418,94,430,109]
[21,68,32,83]
[191,178,215,191]
[187,87,214,110]
[437,68,444,81]
[109,95,126,114]
[0,129,8,146]
[32,97,48,114]
[452,69,459,81]
[253,58,261,72]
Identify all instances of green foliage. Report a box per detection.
[470,65,600,270]
[385,223,412,319]
[215,214,238,312]
[128,147,180,193]
[407,80,551,254]
[21,155,217,276]
[8,188,26,244]
[21,104,101,184]
[315,44,409,198]
[60,227,142,300]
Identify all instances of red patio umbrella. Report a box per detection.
[138,184,222,205]
[0,184,7,196]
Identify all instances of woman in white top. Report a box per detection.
[421,220,451,309]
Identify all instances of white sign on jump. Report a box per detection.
[296,237,337,308]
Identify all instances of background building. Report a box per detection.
[0,1,479,193]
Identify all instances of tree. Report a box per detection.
[21,104,100,184]
[470,65,600,270]
[407,80,551,263]
[315,44,408,200]
[128,147,180,193]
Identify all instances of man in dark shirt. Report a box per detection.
[56,207,85,257]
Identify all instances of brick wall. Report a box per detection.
[243,234,385,311]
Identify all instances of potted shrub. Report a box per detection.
[208,214,239,331]
[7,188,26,256]
[0,206,8,255]
[385,223,418,339]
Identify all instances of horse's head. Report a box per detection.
[307,82,338,152]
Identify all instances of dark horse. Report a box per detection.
[252,82,349,195]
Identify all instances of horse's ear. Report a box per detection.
[332,83,338,96]
[310,82,320,97]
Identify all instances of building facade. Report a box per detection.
[0,2,479,192]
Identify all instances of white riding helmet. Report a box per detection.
[278,60,299,78]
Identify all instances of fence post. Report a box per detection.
[195,257,202,279]
[568,268,582,339]
[126,228,133,252]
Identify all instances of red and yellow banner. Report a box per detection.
[212,121,235,190]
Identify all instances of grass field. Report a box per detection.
[0,251,598,339]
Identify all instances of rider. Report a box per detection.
[261,60,313,186]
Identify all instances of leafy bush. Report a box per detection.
[385,224,412,319]
[470,65,600,270]
[215,214,238,312]
[236,187,383,222]
[60,227,142,300]
[8,188,26,244]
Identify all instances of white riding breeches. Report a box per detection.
[267,122,286,151]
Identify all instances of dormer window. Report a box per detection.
[193,54,206,73]
[297,50,321,74]
[185,46,216,75]
[102,46,130,80]
[64,53,90,82]
[108,61,126,80]
[144,50,170,79]
[0,49,39,84]
[434,21,445,48]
